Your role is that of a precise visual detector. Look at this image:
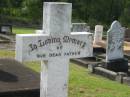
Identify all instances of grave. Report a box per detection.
[15,2,93,97]
[0,25,12,35]
[0,58,40,97]
[93,25,105,54]
[71,23,90,32]
[75,21,130,84]
[70,23,99,67]
[93,25,103,44]
[106,20,128,72]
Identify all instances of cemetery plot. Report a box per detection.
[16,2,93,97]
[0,58,40,97]
[1,1,130,97]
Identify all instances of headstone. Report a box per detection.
[106,21,124,61]
[93,25,103,44]
[0,25,12,35]
[71,23,90,32]
[15,2,93,97]
[106,20,128,72]
[125,28,130,42]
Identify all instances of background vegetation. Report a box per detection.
[0,0,130,29]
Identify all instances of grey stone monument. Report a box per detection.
[106,20,128,72]
[71,23,90,32]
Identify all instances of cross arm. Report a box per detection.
[15,32,93,62]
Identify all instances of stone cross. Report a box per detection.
[15,2,93,97]
[93,25,103,44]
[106,21,124,61]
[71,23,90,32]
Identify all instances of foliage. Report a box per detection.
[0,0,130,28]
[120,0,130,27]
[21,0,43,23]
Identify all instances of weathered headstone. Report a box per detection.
[71,23,90,32]
[15,2,93,97]
[125,28,130,42]
[0,25,12,35]
[106,21,124,61]
[93,25,103,44]
[106,20,128,72]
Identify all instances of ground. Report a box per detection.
[0,27,130,97]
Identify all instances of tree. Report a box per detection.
[120,0,130,26]
[21,0,43,23]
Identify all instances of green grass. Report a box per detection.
[69,64,130,97]
[0,50,15,58]
[2,27,130,97]
[0,50,130,97]
[0,50,40,72]
[12,27,36,34]
[25,61,40,72]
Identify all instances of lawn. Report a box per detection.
[0,49,130,97]
[1,27,130,97]
[12,27,36,34]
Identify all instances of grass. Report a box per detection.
[1,27,130,97]
[0,50,15,58]
[69,64,130,97]
[0,49,130,97]
[12,27,36,34]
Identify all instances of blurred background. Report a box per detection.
[0,0,129,30]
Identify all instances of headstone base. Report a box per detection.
[106,58,128,72]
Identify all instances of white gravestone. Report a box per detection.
[93,25,103,44]
[71,23,90,32]
[16,2,93,97]
[106,21,124,61]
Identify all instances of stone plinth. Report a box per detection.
[106,58,128,72]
